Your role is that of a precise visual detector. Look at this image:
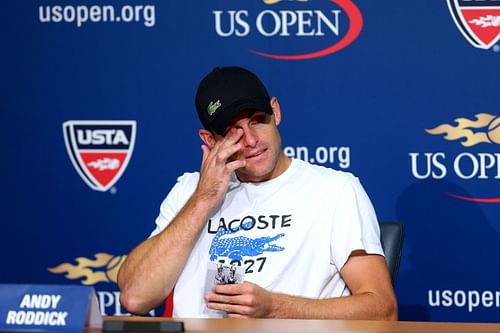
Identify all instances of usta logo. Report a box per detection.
[447,0,500,49]
[63,120,136,192]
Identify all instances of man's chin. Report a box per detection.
[236,165,273,183]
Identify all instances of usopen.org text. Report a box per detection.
[39,4,156,28]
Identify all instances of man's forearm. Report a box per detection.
[207,277,397,320]
[118,127,260,314]
[117,192,214,314]
[270,291,397,320]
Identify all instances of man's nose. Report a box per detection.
[241,127,258,148]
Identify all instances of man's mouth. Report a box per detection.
[245,149,267,160]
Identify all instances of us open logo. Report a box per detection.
[447,0,500,49]
[409,114,500,203]
[63,120,136,192]
[213,0,363,60]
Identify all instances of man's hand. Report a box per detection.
[195,128,246,209]
[204,254,397,320]
[205,281,276,318]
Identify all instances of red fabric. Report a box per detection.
[162,290,174,317]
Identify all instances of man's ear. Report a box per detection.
[199,129,216,148]
[271,97,282,125]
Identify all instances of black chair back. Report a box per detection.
[379,222,404,285]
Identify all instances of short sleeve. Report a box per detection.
[330,176,383,270]
[149,172,200,238]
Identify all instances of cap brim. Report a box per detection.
[210,99,273,135]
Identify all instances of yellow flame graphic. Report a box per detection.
[426,113,500,147]
[48,253,127,285]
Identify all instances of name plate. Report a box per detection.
[0,284,102,333]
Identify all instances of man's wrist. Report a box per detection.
[267,291,287,318]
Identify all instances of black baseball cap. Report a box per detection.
[195,66,273,135]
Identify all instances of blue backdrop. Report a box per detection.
[1,0,499,323]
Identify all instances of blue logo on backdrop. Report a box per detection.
[63,121,136,192]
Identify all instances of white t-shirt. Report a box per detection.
[150,159,383,317]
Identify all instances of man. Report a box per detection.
[117,66,397,320]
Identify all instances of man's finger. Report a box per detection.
[220,128,244,148]
[227,313,247,318]
[207,301,249,314]
[225,159,246,173]
[215,142,244,165]
[212,283,244,295]
[200,145,211,164]
[206,293,244,305]
[206,128,243,162]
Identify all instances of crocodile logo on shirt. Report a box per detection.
[209,221,285,261]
